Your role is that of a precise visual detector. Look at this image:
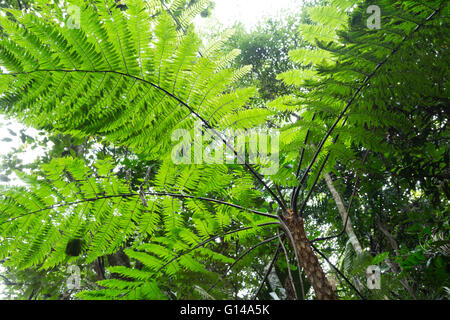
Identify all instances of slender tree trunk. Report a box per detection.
[324,173,366,292]
[266,265,287,300]
[324,172,363,254]
[283,210,338,300]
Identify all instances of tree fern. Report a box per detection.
[0,0,447,300]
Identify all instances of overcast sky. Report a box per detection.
[198,0,302,29]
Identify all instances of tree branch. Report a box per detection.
[311,243,365,300]
[311,150,369,243]
[323,172,363,254]
[376,217,417,299]
[252,243,281,300]
[208,234,281,294]
[277,229,300,300]
[0,274,21,286]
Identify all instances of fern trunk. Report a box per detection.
[284,211,338,300]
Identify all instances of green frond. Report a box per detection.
[0,0,257,159]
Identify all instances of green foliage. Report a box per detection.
[274,0,448,202]
[223,14,304,101]
[0,0,448,300]
[0,0,260,158]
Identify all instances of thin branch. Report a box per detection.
[251,243,281,300]
[311,151,369,243]
[208,234,281,293]
[3,191,278,224]
[277,229,300,300]
[156,222,279,275]
[376,217,417,299]
[311,243,365,300]
[376,219,400,256]
[0,274,21,286]
[0,68,287,213]
[292,112,316,206]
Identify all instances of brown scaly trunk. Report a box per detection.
[283,210,338,300]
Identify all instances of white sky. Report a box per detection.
[0,115,47,188]
[0,0,304,299]
[197,0,302,30]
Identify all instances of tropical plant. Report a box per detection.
[0,0,448,300]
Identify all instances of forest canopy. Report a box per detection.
[0,0,448,301]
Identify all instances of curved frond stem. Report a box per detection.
[119,222,280,299]
[277,228,300,300]
[295,116,348,217]
[274,184,288,214]
[310,243,365,300]
[156,222,280,275]
[291,112,316,211]
[2,193,136,224]
[144,192,279,220]
[0,68,287,213]
[251,242,282,300]
[160,0,185,33]
[159,0,205,58]
[2,191,278,224]
[208,234,281,294]
[294,112,316,179]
